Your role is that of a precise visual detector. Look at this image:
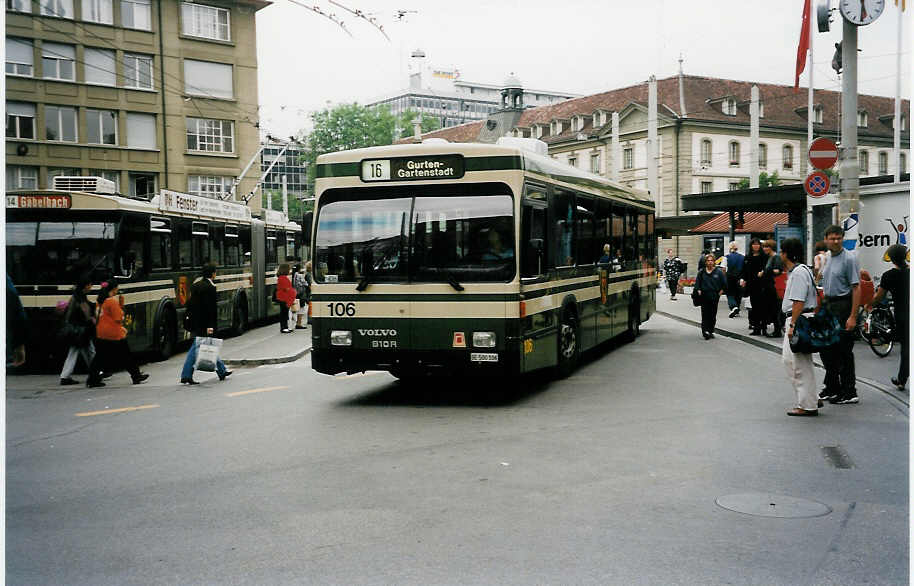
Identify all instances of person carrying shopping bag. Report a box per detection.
[779,238,820,416]
[180,264,231,385]
[88,281,148,386]
[276,263,297,334]
[59,276,98,386]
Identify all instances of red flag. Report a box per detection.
[795,0,810,93]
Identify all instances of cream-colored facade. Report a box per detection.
[5,0,266,207]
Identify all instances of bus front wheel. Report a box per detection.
[155,308,176,360]
[556,312,579,378]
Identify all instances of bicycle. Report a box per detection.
[862,299,895,358]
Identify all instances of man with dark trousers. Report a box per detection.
[180,263,231,385]
[818,225,860,404]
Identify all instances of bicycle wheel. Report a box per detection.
[870,334,894,357]
[868,310,895,357]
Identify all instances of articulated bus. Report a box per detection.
[310,138,656,380]
[5,180,302,370]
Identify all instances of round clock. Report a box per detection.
[839,0,885,25]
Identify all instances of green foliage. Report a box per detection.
[261,189,312,222]
[300,103,442,188]
[736,171,781,190]
[397,108,441,139]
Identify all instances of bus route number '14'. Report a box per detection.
[327,302,356,317]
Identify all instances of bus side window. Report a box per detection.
[575,195,596,265]
[119,216,146,278]
[150,218,173,271]
[266,230,278,265]
[176,221,192,268]
[224,225,240,266]
[610,205,624,270]
[521,203,547,278]
[210,224,224,267]
[240,226,252,266]
[552,189,574,267]
[191,221,209,268]
[276,231,287,262]
[595,199,611,264]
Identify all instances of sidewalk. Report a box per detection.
[655,284,908,403]
[220,321,313,366]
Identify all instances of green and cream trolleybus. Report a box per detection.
[310,138,656,379]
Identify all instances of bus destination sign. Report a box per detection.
[6,194,71,209]
[159,189,252,222]
[361,155,465,182]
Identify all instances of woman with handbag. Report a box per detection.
[291,263,306,329]
[693,254,726,340]
[761,239,784,338]
[779,238,820,416]
[276,264,297,334]
[88,281,148,387]
[59,277,98,386]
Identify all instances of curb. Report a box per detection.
[656,310,909,409]
[223,346,311,367]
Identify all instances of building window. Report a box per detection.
[857,111,868,127]
[82,0,112,23]
[6,166,38,189]
[84,47,116,85]
[878,151,888,175]
[590,153,600,174]
[181,2,230,41]
[40,0,73,18]
[126,112,156,148]
[623,147,633,170]
[759,103,765,118]
[729,181,741,191]
[759,143,768,169]
[47,167,80,187]
[728,141,740,166]
[859,150,869,175]
[186,117,234,152]
[42,42,75,81]
[90,169,120,191]
[7,0,31,12]
[783,144,794,170]
[6,38,34,76]
[902,115,907,131]
[129,172,156,197]
[123,53,153,89]
[567,157,576,168]
[700,181,713,193]
[813,105,823,124]
[700,138,712,166]
[6,102,36,139]
[87,109,117,145]
[121,0,151,30]
[188,175,231,198]
[183,59,233,99]
[722,98,736,116]
[45,105,77,141]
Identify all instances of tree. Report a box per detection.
[396,108,440,139]
[302,103,398,185]
[736,171,781,190]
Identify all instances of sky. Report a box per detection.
[254,0,911,139]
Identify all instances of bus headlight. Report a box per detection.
[330,330,352,346]
[473,331,496,348]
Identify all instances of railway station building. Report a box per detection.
[5,0,267,208]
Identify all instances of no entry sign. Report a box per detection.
[808,137,838,170]
[804,171,831,198]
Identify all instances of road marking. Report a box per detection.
[76,404,159,417]
[226,385,289,397]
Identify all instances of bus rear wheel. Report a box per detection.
[155,308,176,360]
[556,312,579,378]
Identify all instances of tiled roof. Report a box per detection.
[690,211,790,234]
[408,75,909,144]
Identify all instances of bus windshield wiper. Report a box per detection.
[446,272,464,292]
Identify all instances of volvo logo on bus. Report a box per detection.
[359,329,398,348]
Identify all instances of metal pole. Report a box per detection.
[750,85,759,188]
[894,11,902,182]
[838,19,859,230]
[806,2,815,263]
[647,75,659,215]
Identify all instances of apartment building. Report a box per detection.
[5,0,267,206]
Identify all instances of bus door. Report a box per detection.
[251,220,266,320]
[520,187,554,372]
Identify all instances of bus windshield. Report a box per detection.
[315,186,515,284]
[6,220,118,285]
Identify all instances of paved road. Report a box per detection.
[6,315,908,585]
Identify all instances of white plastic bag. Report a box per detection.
[195,337,223,372]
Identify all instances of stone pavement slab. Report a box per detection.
[219,321,312,366]
[655,283,908,404]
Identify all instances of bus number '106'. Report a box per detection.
[327,302,356,317]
